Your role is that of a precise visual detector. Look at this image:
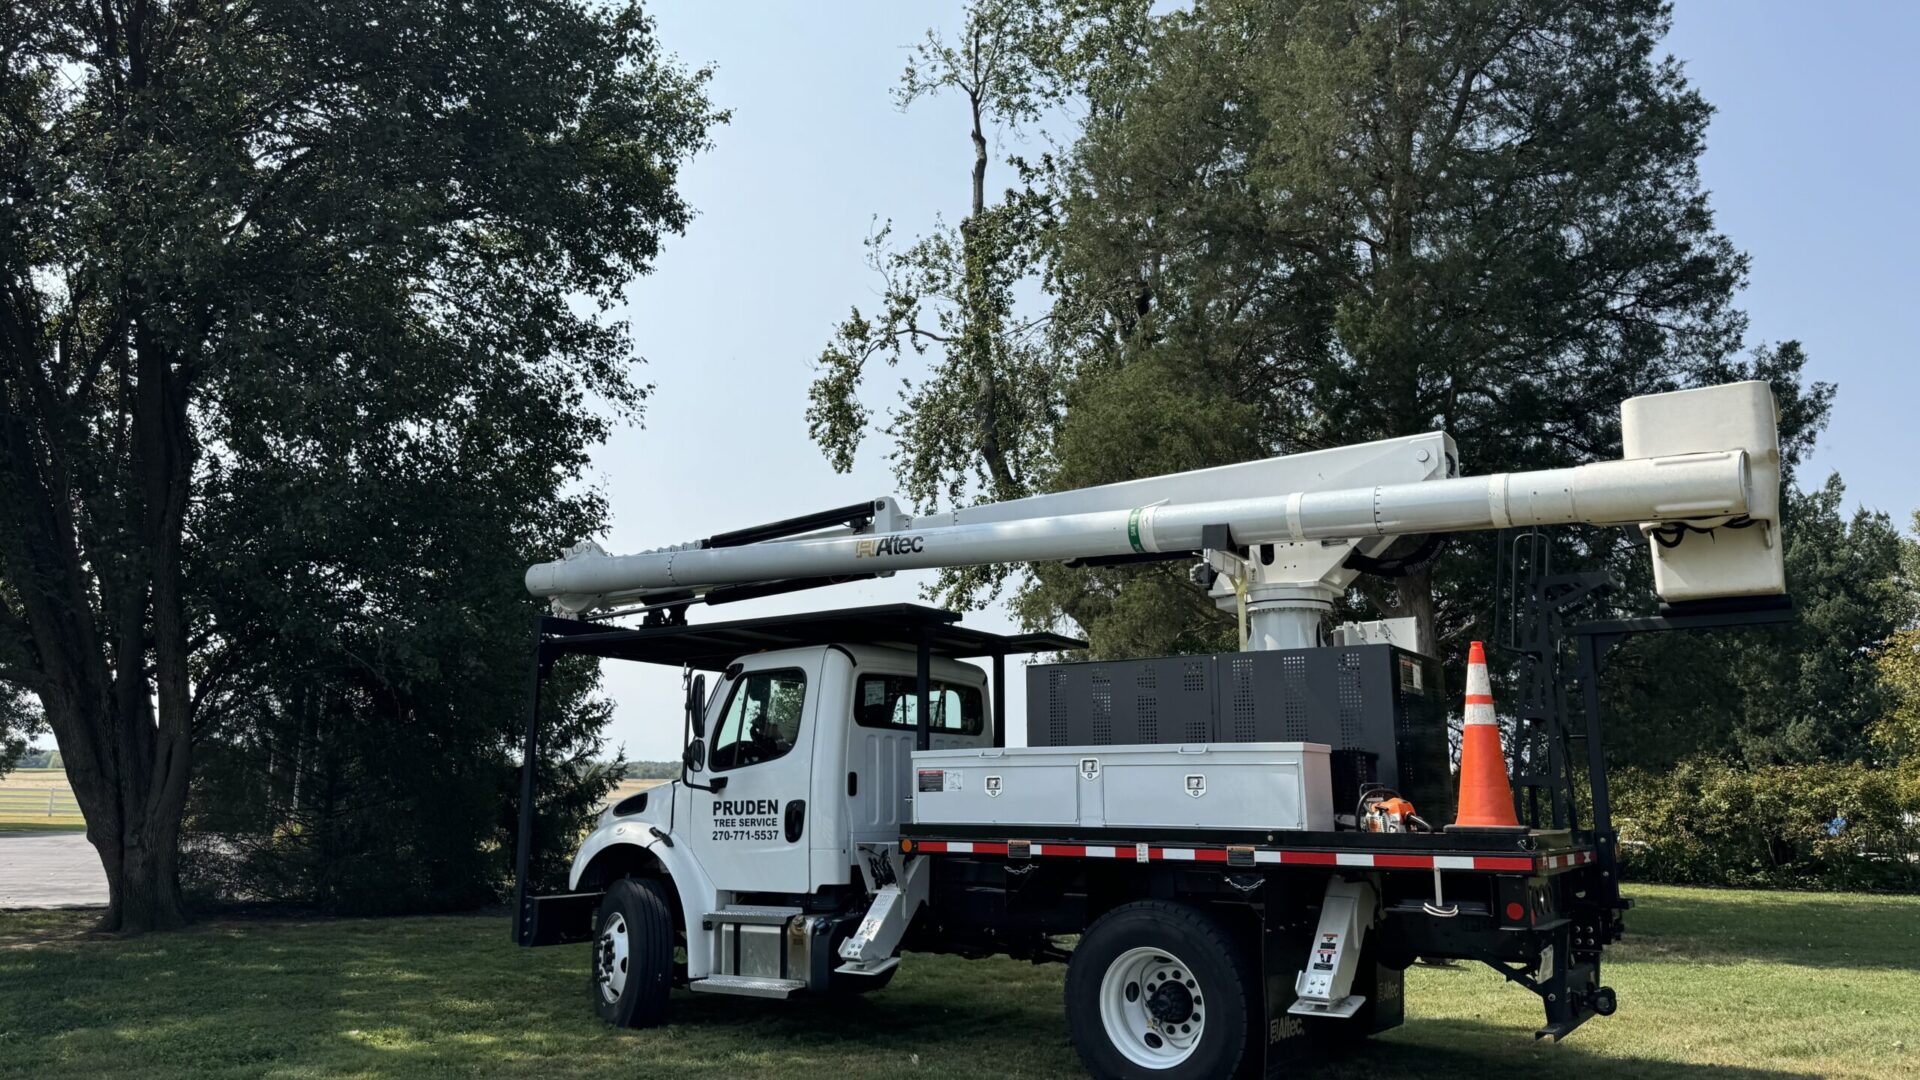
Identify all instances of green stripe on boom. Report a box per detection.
[1127,507,1145,553]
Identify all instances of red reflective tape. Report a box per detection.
[1192,848,1230,863]
[973,842,1009,855]
[1147,847,1166,860]
[1374,854,1434,870]
[1282,851,1340,866]
[918,841,948,853]
[1473,856,1536,872]
[1044,844,1087,858]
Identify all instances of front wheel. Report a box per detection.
[1066,901,1257,1079]
[592,878,675,1028]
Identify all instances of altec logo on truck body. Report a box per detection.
[854,535,924,558]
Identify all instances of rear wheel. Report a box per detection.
[1066,901,1256,1079]
[592,878,675,1028]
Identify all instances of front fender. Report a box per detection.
[569,817,721,979]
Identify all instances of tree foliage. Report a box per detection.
[1604,476,1911,768]
[1871,514,1920,797]
[0,0,719,929]
[1031,0,1780,653]
[0,687,40,778]
[816,1,1915,774]
[806,0,1151,511]
[1613,758,1920,892]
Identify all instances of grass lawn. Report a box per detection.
[2,884,1916,1080]
[0,821,87,835]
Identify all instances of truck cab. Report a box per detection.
[531,605,1068,1001]
[570,642,993,907]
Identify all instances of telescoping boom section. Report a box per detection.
[526,381,1785,635]
[513,381,1792,1079]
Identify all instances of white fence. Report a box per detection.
[0,784,84,820]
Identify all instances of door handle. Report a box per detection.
[784,800,806,843]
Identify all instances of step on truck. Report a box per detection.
[511,381,1793,1078]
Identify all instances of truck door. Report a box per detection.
[694,656,818,894]
[845,668,987,849]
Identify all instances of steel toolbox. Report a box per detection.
[909,742,1335,832]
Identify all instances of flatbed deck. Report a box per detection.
[901,824,1595,876]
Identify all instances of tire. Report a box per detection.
[591,878,675,1028]
[1066,901,1257,1080]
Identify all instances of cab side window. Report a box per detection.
[710,669,808,771]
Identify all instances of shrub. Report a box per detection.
[1612,758,1920,892]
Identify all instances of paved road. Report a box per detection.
[0,831,108,908]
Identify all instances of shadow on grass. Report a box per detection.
[0,908,1870,1079]
[1340,1026,1823,1080]
[1621,887,1920,971]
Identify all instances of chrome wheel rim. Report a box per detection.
[1098,946,1206,1069]
[596,912,630,1003]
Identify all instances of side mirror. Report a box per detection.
[687,673,707,739]
[684,737,706,773]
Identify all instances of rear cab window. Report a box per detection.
[853,673,984,735]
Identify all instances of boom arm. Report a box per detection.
[528,382,1785,647]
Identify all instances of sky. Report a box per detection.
[580,1,1920,761]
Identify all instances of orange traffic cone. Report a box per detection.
[1453,641,1521,829]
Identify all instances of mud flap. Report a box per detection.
[1257,897,1405,1076]
[1257,896,1318,1077]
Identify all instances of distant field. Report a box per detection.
[607,776,670,804]
[1,884,1916,1079]
[0,768,83,829]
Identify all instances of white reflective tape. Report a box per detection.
[1254,850,1283,864]
[1335,853,1373,867]
[947,841,974,853]
[1163,848,1196,861]
[1086,845,1117,859]
[1488,475,1511,530]
[1434,855,1477,870]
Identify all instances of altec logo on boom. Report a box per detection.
[854,535,925,559]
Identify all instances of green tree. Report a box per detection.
[820,1,1839,670]
[1033,0,1809,656]
[1871,512,1920,794]
[806,0,1151,531]
[0,689,40,778]
[1606,477,1910,768]
[0,1,718,930]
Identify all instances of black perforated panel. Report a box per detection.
[1026,645,1450,821]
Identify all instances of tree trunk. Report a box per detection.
[96,812,187,933]
[961,88,1018,501]
[1386,564,1439,663]
[50,692,191,933]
